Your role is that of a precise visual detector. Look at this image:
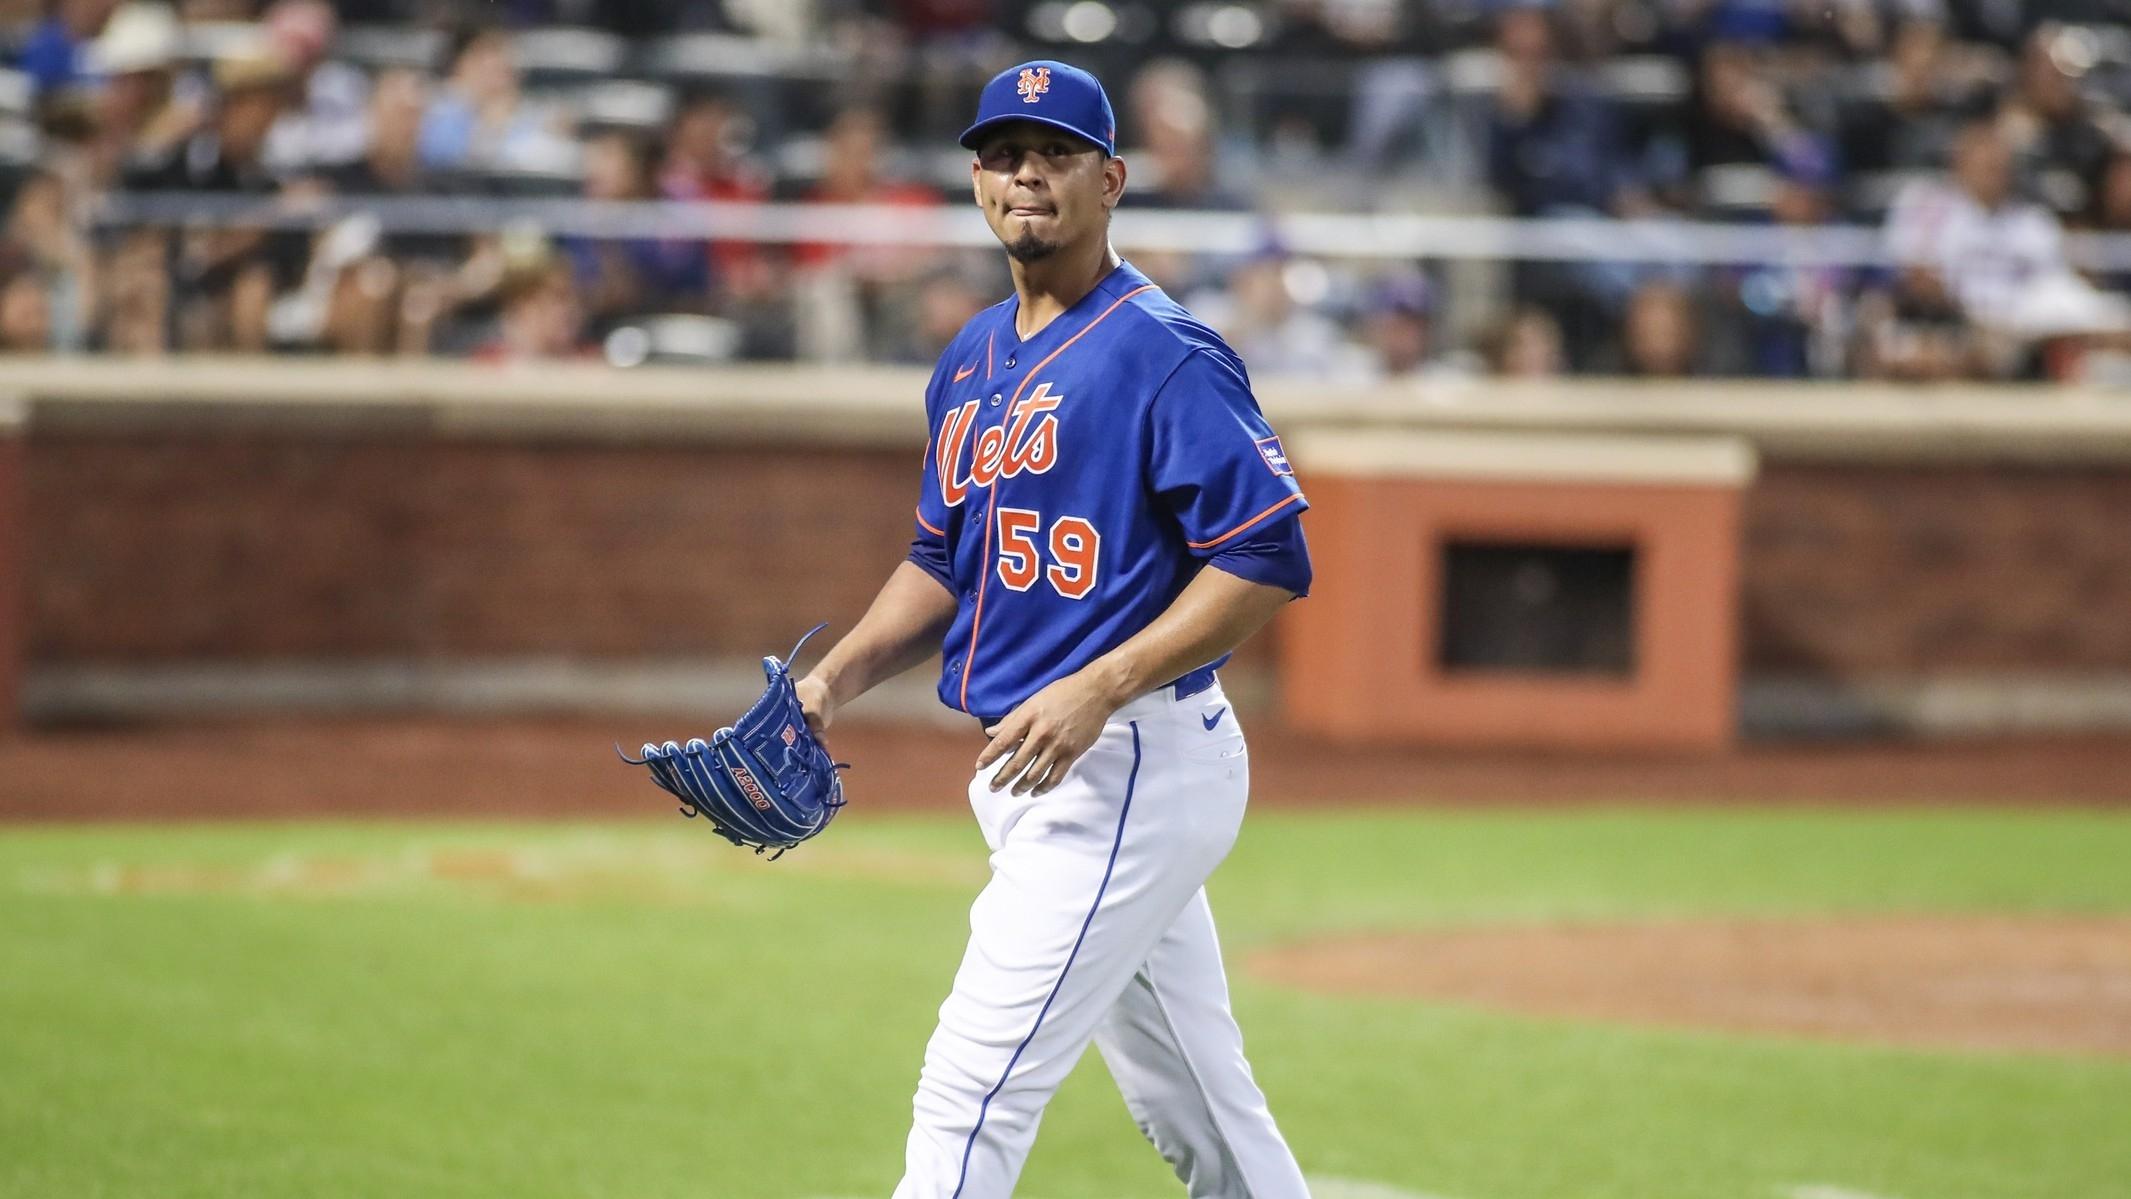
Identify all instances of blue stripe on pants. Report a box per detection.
[949,720,1142,1199]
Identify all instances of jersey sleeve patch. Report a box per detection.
[1255,435,1293,477]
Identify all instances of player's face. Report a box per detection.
[970,122,1126,263]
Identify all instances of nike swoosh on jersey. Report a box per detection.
[953,363,978,382]
[1201,707,1227,730]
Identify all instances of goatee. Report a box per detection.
[1005,228,1059,262]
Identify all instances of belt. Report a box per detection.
[1168,665,1218,702]
[974,666,1217,729]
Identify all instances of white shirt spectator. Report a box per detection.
[263,59,371,173]
[1882,176,2066,331]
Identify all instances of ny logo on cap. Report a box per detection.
[1017,66,1051,104]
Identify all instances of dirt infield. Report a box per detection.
[5,715,2131,821]
[1249,915,2131,1057]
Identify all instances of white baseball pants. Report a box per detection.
[893,681,1309,1199]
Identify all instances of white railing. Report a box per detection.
[91,192,2131,272]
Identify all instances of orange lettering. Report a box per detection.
[935,400,979,508]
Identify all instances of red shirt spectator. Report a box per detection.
[792,108,942,274]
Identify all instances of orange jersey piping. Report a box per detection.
[959,503,994,711]
[961,283,1156,712]
[1186,492,1306,550]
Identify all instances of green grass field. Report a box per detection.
[4,807,2128,1199]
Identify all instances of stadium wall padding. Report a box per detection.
[21,432,2131,678]
[11,362,2131,734]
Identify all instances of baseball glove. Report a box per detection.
[617,624,847,858]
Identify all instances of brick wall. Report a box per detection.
[25,434,917,661]
[1742,465,2131,676]
[24,433,2131,684]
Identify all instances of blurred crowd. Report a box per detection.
[4,0,2131,380]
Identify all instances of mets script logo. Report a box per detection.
[936,382,1063,507]
[1017,67,1050,104]
[730,763,774,811]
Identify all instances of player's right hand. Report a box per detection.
[795,673,835,734]
[974,670,1117,798]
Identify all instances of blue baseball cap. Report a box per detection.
[959,60,1117,157]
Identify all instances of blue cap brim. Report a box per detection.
[959,113,1111,156]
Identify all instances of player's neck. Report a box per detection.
[1008,240,1121,341]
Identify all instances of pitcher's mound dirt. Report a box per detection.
[1248,916,2131,1057]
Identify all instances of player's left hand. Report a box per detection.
[976,671,1119,797]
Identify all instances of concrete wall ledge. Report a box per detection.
[4,359,2131,462]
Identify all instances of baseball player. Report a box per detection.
[795,60,1313,1198]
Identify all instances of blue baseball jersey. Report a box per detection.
[909,259,1309,721]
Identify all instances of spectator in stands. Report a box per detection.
[1488,7,1643,218]
[0,254,53,351]
[99,225,170,353]
[293,65,447,357]
[18,0,118,95]
[1602,279,1712,377]
[82,2,200,185]
[126,44,303,351]
[885,0,1014,146]
[3,168,94,349]
[1881,113,2078,338]
[417,23,573,175]
[313,63,472,349]
[1719,138,1856,377]
[792,108,940,269]
[1687,41,1822,179]
[659,91,776,306]
[791,107,941,361]
[902,261,985,364]
[9,0,2126,378]
[2001,23,2122,219]
[1482,305,1567,378]
[1121,59,1247,305]
[1865,112,2131,378]
[1356,269,1474,381]
[1364,271,1434,379]
[125,40,290,194]
[1193,239,1366,379]
[1485,4,1656,367]
[1839,18,1992,178]
[391,230,506,358]
[260,0,371,174]
[563,129,710,329]
[660,93,768,207]
[1292,0,1453,175]
[2083,148,2131,291]
[476,251,588,362]
[1126,60,1247,212]
[326,67,427,196]
[260,211,403,353]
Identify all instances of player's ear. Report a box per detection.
[1103,155,1126,210]
[970,156,984,207]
